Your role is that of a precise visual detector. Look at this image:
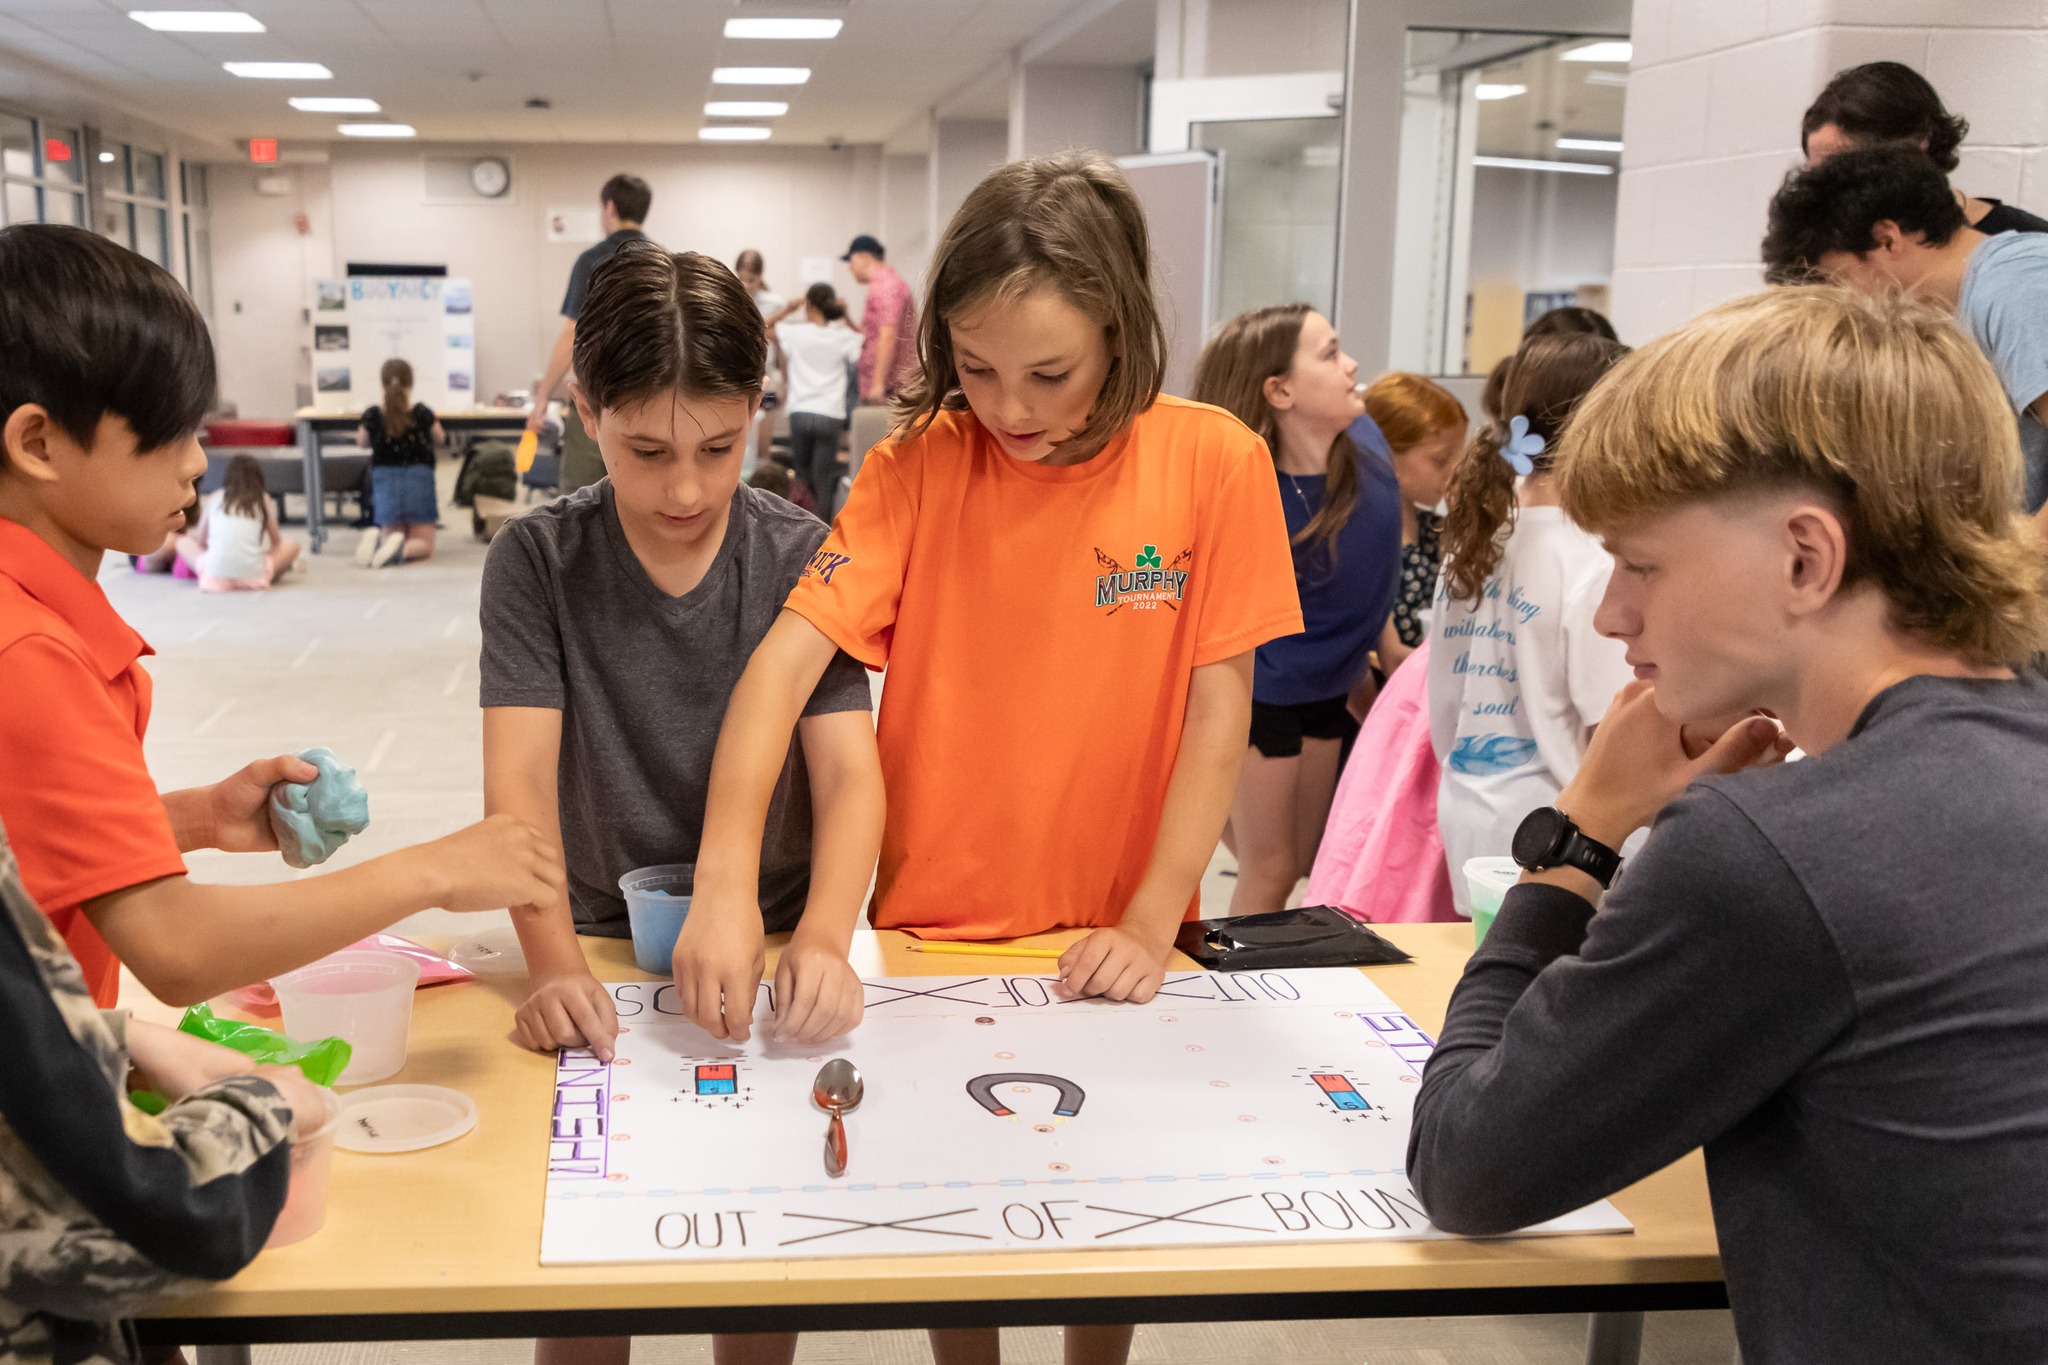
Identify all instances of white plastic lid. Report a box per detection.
[447,926,527,974]
[334,1084,479,1153]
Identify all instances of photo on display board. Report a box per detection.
[316,281,346,311]
[447,332,473,349]
[314,325,349,352]
[448,370,473,392]
[315,365,351,393]
[445,281,472,314]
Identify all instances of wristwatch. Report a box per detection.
[1511,807,1623,888]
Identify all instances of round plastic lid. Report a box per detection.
[334,1085,479,1154]
[448,926,527,974]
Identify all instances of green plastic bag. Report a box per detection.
[176,1003,353,1086]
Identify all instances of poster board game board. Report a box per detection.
[540,968,1629,1265]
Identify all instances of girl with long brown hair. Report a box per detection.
[178,453,299,591]
[1192,304,1403,917]
[1427,331,1631,914]
[354,357,445,567]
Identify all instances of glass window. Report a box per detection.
[182,161,208,210]
[1195,116,1343,325]
[3,180,36,226]
[130,204,169,266]
[40,125,81,184]
[130,147,167,201]
[44,187,83,227]
[184,216,213,317]
[0,115,32,179]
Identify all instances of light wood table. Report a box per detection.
[291,406,530,552]
[140,926,1723,1363]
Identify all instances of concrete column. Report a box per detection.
[928,116,1011,250]
[1332,0,1406,377]
[1611,0,2048,343]
[1009,62,1145,161]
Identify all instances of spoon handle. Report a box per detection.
[825,1111,847,1177]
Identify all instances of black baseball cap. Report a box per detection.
[841,234,885,261]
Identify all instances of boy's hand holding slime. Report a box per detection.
[172,752,321,854]
[672,897,767,1042]
[266,747,372,869]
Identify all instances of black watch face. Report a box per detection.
[1513,808,1568,866]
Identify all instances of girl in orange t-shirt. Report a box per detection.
[681,143,1302,1365]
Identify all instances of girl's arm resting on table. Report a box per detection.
[678,609,843,1042]
[485,706,615,1058]
[772,708,885,1044]
[1061,650,1254,1003]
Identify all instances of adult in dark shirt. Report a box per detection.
[1802,60,2048,235]
[528,173,653,494]
[1408,286,2048,1365]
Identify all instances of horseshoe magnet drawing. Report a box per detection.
[966,1072,1085,1119]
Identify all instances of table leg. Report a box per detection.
[1585,1310,1644,1365]
[297,418,325,553]
[196,1345,253,1365]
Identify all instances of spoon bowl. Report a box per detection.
[813,1059,863,1178]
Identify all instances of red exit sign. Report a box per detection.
[248,137,277,164]
[42,138,69,162]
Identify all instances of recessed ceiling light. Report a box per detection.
[1473,155,1614,175]
[225,61,332,79]
[1583,70,1629,88]
[699,126,772,141]
[338,122,416,138]
[1562,41,1632,63]
[290,97,380,113]
[1474,83,1526,100]
[98,150,117,163]
[711,67,810,86]
[1555,137,1623,152]
[130,10,264,31]
[723,18,842,39]
[705,101,789,117]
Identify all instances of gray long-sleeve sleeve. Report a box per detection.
[1406,787,1856,1235]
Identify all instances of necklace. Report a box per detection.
[1282,471,1319,523]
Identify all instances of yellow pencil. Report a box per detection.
[905,941,1068,961]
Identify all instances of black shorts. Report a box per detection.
[1248,695,1357,759]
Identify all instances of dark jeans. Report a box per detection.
[788,411,844,519]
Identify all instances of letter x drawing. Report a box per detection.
[779,1208,992,1247]
[1087,1194,1272,1239]
[862,978,1008,1010]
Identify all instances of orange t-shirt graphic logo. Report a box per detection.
[1093,544,1192,614]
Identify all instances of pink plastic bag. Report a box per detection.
[228,933,473,1016]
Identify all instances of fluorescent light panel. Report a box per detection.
[338,122,415,138]
[723,17,841,39]
[225,61,331,78]
[1556,137,1623,152]
[130,10,263,31]
[699,126,772,141]
[1475,83,1525,100]
[711,66,810,85]
[705,100,789,117]
[1562,41,1632,62]
[1473,155,1614,175]
[291,97,381,113]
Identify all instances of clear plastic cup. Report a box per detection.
[619,863,694,976]
[264,1087,340,1249]
[271,949,421,1085]
[1462,856,1523,946]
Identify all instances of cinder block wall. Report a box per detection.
[1610,0,2048,344]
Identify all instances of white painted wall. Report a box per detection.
[205,141,887,419]
[1010,63,1145,161]
[929,117,1011,250]
[1612,0,2048,343]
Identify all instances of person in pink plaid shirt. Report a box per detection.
[843,234,918,402]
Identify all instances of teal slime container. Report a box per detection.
[620,863,694,975]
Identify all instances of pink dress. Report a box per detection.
[1306,639,1459,923]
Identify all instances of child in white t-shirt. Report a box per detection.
[1428,332,1632,912]
[178,453,299,592]
[769,283,865,517]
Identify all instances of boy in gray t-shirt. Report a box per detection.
[482,241,876,1061]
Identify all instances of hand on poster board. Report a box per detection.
[1058,923,1171,1003]
[671,900,768,1042]
[771,935,864,1044]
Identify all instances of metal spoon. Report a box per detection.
[812,1059,864,1178]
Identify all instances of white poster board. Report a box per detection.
[309,274,475,412]
[539,969,1629,1265]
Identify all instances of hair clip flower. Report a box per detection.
[1502,415,1546,476]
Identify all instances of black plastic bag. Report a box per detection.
[1174,905,1413,971]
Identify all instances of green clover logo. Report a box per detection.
[1135,544,1162,568]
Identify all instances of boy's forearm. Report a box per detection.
[159,786,216,853]
[88,847,450,1007]
[483,707,582,977]
[1123,654,1254,939]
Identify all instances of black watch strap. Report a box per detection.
[1512,807,1623,888]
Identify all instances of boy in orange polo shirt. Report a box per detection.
[0,224,562,1008]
